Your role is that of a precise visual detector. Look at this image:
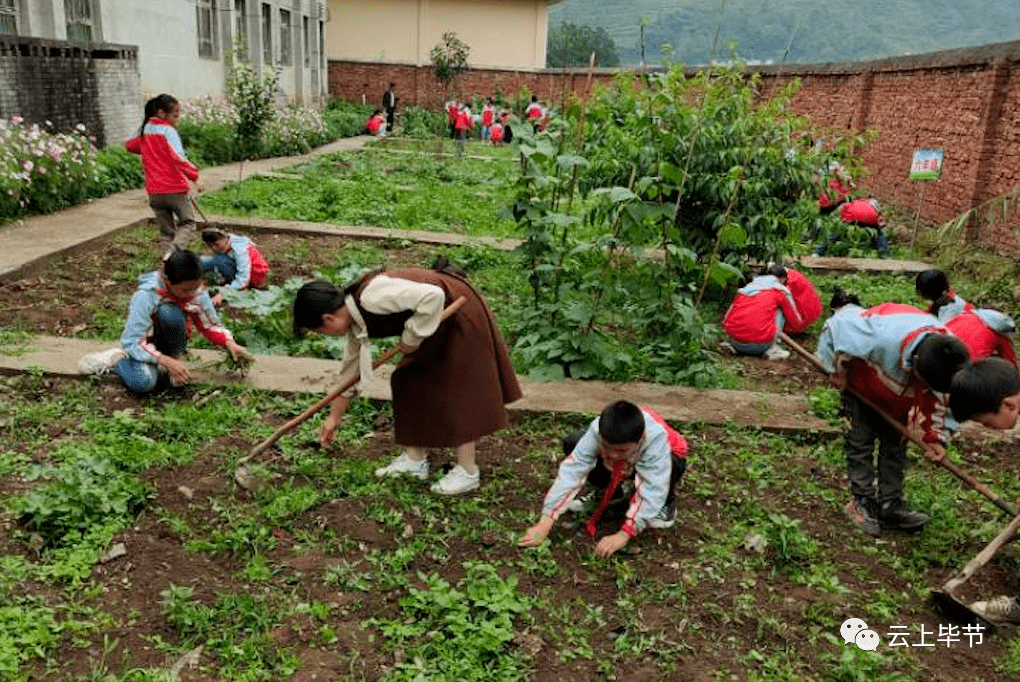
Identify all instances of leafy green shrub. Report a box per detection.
[89,145,144,196]
[0,118,98,220]
[400,105,446,139]
[177,119,238,167]
[13,454,151,548]
[0,605,63,676]
[322,98,374,138]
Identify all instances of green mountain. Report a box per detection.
[549,0,1020,66]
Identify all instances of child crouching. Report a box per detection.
[201,228,270,306]
[519,400,688,558]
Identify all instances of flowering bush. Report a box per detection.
[0,117,99,220]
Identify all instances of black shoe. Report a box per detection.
[844,497,881,537]
[879,501,930,532]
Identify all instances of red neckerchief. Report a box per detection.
[588,459,628,540]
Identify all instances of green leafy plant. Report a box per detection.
[226,41,281,158]
[365,561,533,682]
[14,454,151,549]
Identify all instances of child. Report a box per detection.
[816,302,970,536]
[125,94,204,252]
[721,264,803,360]
[950,357,1020,430]
[489,120,504,145]
[839,197,889,256]
[77,250,250,393]
[445,99,459,138]
[291,260,522,495]
[518,400,688,558]
[525,95,544,132]
[915,268,969,321]
[364,109,386,137]
[914,268,1016,362]
[454,105,473,158]
[200,229,270,306]
[481,98,495,140]
[782,267,823,334]
[817,159,854,215]
[501,111,515,143]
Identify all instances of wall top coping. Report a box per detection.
[0,36,138,59]
[750,40,1020,76]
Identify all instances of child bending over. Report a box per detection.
[77,250,250,392]
[201,229,270,306]
[519,400,688,558]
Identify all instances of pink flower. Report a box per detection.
[11,115,22,124]
[22,160,33,172]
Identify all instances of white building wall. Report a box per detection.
[12,0,327,102]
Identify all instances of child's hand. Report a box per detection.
[211,293,224,307]
[923,442,947,464]
[194,178,205,193]
[225,340,252,363]
[319,411,343,447]
[519,517,554,547]
[829,371,848,391]
[906,407,926,444]
[159,355,191,386]
[595,531,629,558]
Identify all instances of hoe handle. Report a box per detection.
[779,332,1017,517]
[242,296,467,462]
[943,511,1020,594]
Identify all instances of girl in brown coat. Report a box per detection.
[292,263,522,495]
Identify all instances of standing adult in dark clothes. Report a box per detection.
[382,82,398,132]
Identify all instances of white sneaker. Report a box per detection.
[430,465,480,495]
[566,487,596,513]
[970,596,1020,624]
[719,340,737,355]
[763,344,790,361]
[77,348,126,376]
[374,452,429,480]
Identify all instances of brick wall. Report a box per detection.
[0,37,140,147]
[330,41,1020,251]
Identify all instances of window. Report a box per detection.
[0,0,18,36]
[303,15,310,67]
[65,0,94,42]
[319,20,325,69]
[196,0,216,58]
[261,3,272,64]
[234,0,247,56]
[279,8,291,65]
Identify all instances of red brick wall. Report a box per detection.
[329,41,1020,251]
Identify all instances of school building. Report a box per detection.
[3,0,329,102]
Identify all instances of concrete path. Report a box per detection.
[0,137,370,279]
[0,335,834,433]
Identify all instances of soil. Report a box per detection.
[0,221,829,394]
[2,375,1018,681]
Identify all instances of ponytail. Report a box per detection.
[139,93,179,136]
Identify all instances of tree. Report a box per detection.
[430,32,470,94]
[546,22,620,68]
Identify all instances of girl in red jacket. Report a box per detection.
[125,94,203,253]
[722,265,803,360]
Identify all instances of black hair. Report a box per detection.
[389,82,396,88]
[531,95,538,102]
[201,229,227,244]
[162,249,202,284]
[829,288,861,310]
[292,280,345,338]
[915,269,950,302]
[140,93,178,135]
[598,400,645,445]
[950,358,1020,422]
[912,334,970,393]
[765,264,787,280]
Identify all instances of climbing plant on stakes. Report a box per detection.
[508,58,862,386]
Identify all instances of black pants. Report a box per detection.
[562,429,687,505]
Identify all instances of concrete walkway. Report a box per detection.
[0,135,940,434]
[0,336,833,433]
[0,137,370,279]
